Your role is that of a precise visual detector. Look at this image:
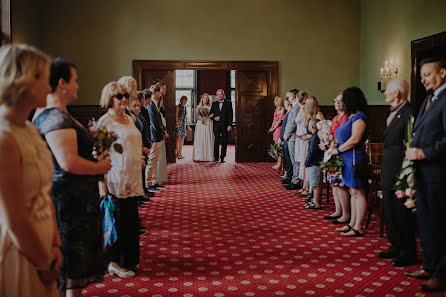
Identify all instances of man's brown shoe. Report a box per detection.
[404,269,432,280]
[420,277,446,292]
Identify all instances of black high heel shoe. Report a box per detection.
[332,218,351,224]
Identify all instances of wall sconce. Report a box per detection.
[378,58,399,92]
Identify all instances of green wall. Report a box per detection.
[12,0,360,105]
[360,0,446,105]
[11,0,42,47]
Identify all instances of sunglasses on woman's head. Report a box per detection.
[333,98,341,102]
[114,93,130,100]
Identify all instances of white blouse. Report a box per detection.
[98,112,144,198]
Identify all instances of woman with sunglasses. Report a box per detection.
[97,81,145,278]
[33,58,112,296]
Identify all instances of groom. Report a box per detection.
[210,89,233,163]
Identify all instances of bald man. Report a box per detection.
[376,78,417,267]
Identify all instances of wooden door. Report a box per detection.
[236,70,270,162]
[140,70,176,163]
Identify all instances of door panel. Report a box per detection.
[236,70,269,162]
[141,70,176,163]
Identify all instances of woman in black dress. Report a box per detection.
[33,58,111,296]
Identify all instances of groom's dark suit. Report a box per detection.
[412,85,446,280]
[381,102,416,260]
[210,99,233,162]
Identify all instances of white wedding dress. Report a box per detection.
[193,105,214,161]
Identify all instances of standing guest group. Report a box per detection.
[0,42,445,296]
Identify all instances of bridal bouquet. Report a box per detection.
[88,118,123,159]
[199,106,210,118]
[199,107,211,125]
[394,116,416,209]
[267,143,283,160]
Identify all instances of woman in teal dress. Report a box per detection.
[33,59,111,296]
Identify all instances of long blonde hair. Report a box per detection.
[199,93,211,107]
[304,96,320,124]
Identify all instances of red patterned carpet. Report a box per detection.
[83,145,445,297]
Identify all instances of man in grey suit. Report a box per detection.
[283,89,301,190]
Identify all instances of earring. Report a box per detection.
[63,89,66,94]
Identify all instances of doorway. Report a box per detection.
[177,69,236,162]
[133,60,278,163]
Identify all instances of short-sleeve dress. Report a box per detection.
[33,108,104,291]
[272,110,285,143]
[335,112,368,189]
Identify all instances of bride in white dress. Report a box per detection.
[193,93,214,161]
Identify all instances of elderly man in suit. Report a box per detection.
[376,78,417,267]
[283,89,301,190]
[210,89,233,163]
[405,56,446,292]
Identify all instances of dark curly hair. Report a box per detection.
[342,86,368,115]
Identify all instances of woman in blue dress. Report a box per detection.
[330,87,368,237]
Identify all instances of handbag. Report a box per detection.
[353,148,371,179]
[100,194,118,248]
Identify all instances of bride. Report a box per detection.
[193,93,214,161]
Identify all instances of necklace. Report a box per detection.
[108,110,129,124]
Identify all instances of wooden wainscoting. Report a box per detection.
[67,105,107,126]
[320,105,389,142]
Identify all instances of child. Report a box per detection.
[304,119,324,209]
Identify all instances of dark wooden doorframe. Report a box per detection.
[411,31,446,114]
[133,60,278,163]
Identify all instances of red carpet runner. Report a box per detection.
[83,146,445,297]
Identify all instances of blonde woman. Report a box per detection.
[0,44,60,297]
[193,93,214,161]
[299,96,324,197]
[269,96,286,169]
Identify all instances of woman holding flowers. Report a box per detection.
[98,81,145,278]
[329,87,368,237]
[193,93,214,161]
[33,59,111,296]
[269,96,286,169]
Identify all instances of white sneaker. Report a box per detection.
[108,263,136,278]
